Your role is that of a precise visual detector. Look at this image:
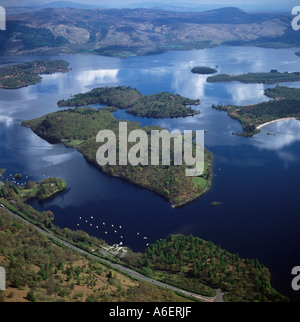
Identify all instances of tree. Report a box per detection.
[26,290,36,302]
[193,263,198,277]
[26,181,36,189]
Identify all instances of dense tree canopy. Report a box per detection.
[0,60,70,89]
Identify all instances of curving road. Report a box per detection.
[1,204,224,302]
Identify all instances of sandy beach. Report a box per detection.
[257,117,297,130]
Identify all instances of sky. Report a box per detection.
[0,0,298,12]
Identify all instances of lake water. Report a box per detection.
[0,46,300,301]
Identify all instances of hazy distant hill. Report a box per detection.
[41,1,101,9]
[0,7,296,57]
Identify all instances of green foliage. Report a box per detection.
[18,27,68,49]
[14,174,22,181]
[0,177,66,202]
[0,207,190,302]
[26,290,36,302]
[127,92,200,118]
[0,60,70,89]
[57,86,200,119]
[207,70,300,84]
[264,85,300,101]
[6,24,69,50]
[35,177,66,201]
[144,234,289,302]
[57,86,142,109]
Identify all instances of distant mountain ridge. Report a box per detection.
[40,1,101,9]
[0,7,296,57]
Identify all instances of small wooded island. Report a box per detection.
[57,86,200,119]
[0,59,70,89]
[0,177,66,202]
[207,70,300,84]
[212,85,300,136]
[191,66,218,75]
[22,107,213,208]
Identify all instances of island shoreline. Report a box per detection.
[256,117,297,129]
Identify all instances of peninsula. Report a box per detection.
[138,234,288,302]
[207,70,300,84]
[0,59,70,89]
[0,177,66,202]
[58,87,200,119]
[212,85,300,136]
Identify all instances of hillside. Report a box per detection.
[0,7,295,57]
[0,207,191,302]
[138,234,289,302]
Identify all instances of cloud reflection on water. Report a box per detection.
[76,69,119,87]
[254,119,300,151]
[0,115,13,127]
[252,119,300,165]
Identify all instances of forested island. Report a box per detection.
[0,60,70,89]
[207,70,300,84]
[191,66,218,75]
[22,107,213,208]
[212,85,300,136]
[58,86,200,119]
